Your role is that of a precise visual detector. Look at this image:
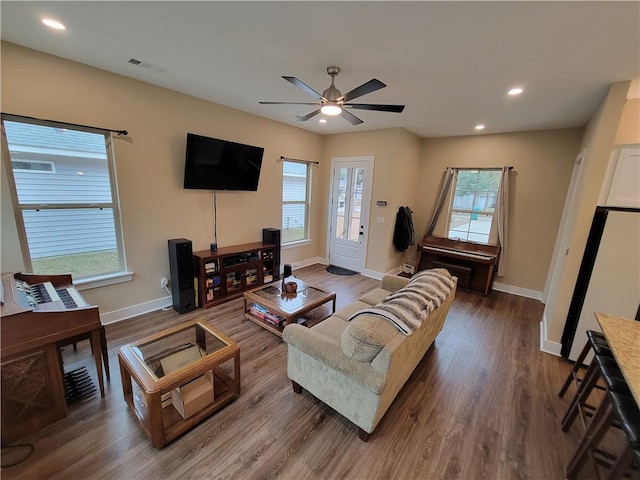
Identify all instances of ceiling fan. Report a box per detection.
[259,66,405,125]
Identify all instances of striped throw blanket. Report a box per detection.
[348,268,455,335]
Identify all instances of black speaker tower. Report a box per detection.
[168,238,196,313]
[262,228,281,280]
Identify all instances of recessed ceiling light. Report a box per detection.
[508,87,524,96]
[42,18,66,30]
[475,124,485,131]
[319,119,327,123]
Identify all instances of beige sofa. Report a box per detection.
[282,270,457,441]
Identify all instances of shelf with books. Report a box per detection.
[247,295,318,332]
[248,303,287,330]
[193,242,277,309]
[204,275,222,303]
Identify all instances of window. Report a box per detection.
[282,160,311,243]
[2,116,128,282]
[11,159,56,173]
[446,169,502,244]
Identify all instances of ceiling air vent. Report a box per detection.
[127,58,165,73]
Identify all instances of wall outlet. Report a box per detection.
[160,277,169,288]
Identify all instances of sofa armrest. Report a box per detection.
[380,274,410,292]
[282,324,386,394]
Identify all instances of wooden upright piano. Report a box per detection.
[417,235,501,295]
[0,273,107,444]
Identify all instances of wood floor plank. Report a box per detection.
[2,265,591,479]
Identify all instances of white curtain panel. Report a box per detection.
[425,167,456,237]
[496,166,510,277]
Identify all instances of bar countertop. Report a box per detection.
[595,311,640,405]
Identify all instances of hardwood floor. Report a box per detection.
[2,265,587,479]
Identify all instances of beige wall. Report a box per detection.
[1,42,324,314]
[2,42,630,328]
[414,129,583,292]
[543,82,629,344]
[387,129,423,271]
[322,128,422,274]
[615,97,640,145]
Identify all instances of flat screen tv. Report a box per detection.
[183,133,264,191]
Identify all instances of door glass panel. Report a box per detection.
[333,167,365,241]
[347,168,364,241]
[334,168,348,240]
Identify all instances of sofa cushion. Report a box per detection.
[358,288,392,306]
[311,316,348,345]
[333,301,372,321]
[341,314,399,362]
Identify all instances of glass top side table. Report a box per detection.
[118,320,240,448]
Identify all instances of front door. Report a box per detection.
[327,156,374,272]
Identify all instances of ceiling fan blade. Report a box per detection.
[344,103,405,113]
[259,101,321,106]
[340,109,364,125]
[297,109,322,121]
[283,76,324,100]
[338,79,386,103]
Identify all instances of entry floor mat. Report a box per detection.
[326,265,358,276]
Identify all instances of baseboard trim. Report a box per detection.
[360,268,382,280]
[539,312,562,356]
[99,260,546,325]
[290,257,327,271]
[101,296,172,325]
[493,281,543,301]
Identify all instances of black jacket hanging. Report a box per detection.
[393,206,415,252]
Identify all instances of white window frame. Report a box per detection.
[281,160,311,246]
[445,168,502,245]
[1,115,131,288]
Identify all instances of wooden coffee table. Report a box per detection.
[243,278,336,337]
[117,320,240,448]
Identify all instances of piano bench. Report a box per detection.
[433,260,472,289]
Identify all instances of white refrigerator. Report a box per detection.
[561,207,640,361]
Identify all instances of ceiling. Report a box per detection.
[1,1,639,138]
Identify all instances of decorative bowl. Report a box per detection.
[284,281,298,294]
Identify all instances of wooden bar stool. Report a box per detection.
[566,390,640,479]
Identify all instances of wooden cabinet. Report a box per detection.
[602,145,640,208]
[1,345,67,444]
[193,242,278,309]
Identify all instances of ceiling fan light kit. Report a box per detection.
[260,66,405,126]
[320,104,342,115]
